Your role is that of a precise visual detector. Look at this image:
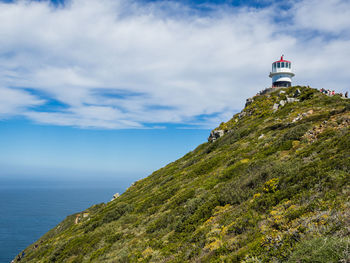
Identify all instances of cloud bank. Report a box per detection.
[0,0,349,129]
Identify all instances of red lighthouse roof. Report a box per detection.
[273,55,291,64]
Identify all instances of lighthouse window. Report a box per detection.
[277,62,280,68]
[281,62,285,68]
[289,63,291,68]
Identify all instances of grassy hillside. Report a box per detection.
[20,86,350,262]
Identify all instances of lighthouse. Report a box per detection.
[269,55,295,88]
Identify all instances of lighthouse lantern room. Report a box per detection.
[269,55,295,88]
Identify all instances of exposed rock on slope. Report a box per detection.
[208,129,225,142]
[19,86,350,263]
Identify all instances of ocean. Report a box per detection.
[0,180,125,262]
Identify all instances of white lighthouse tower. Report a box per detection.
[269,55,295,88]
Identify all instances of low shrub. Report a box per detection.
[287,237,350,263]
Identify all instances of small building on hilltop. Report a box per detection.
[269,55,295,88]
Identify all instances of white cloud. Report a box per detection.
[293,0,350,34]
[0,86,44,117]
[0,0,349,129]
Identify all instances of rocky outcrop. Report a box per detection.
[304,116,350,143]
[287,97,299,103]
[245,98,254,107]
[294,88,301,97]
[258,134,265,139]
[208,129,225,142]
[111,193,120,201]
[238,111,247,118]
[292,110,314,123]
[279,100,286,107]
[273,94,300,111]
[74,213,89,224]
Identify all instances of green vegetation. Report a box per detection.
[287,237,350,263]
[20,86,350,262]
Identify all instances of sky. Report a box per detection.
[0,0,349,184]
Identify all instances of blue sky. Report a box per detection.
[0,118,209,185]
[0,0,349,184]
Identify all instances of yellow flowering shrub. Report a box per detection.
[263,178,279,193]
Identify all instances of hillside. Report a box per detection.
[18,86,350,262]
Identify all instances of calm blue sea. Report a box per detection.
[0,179,126,263]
